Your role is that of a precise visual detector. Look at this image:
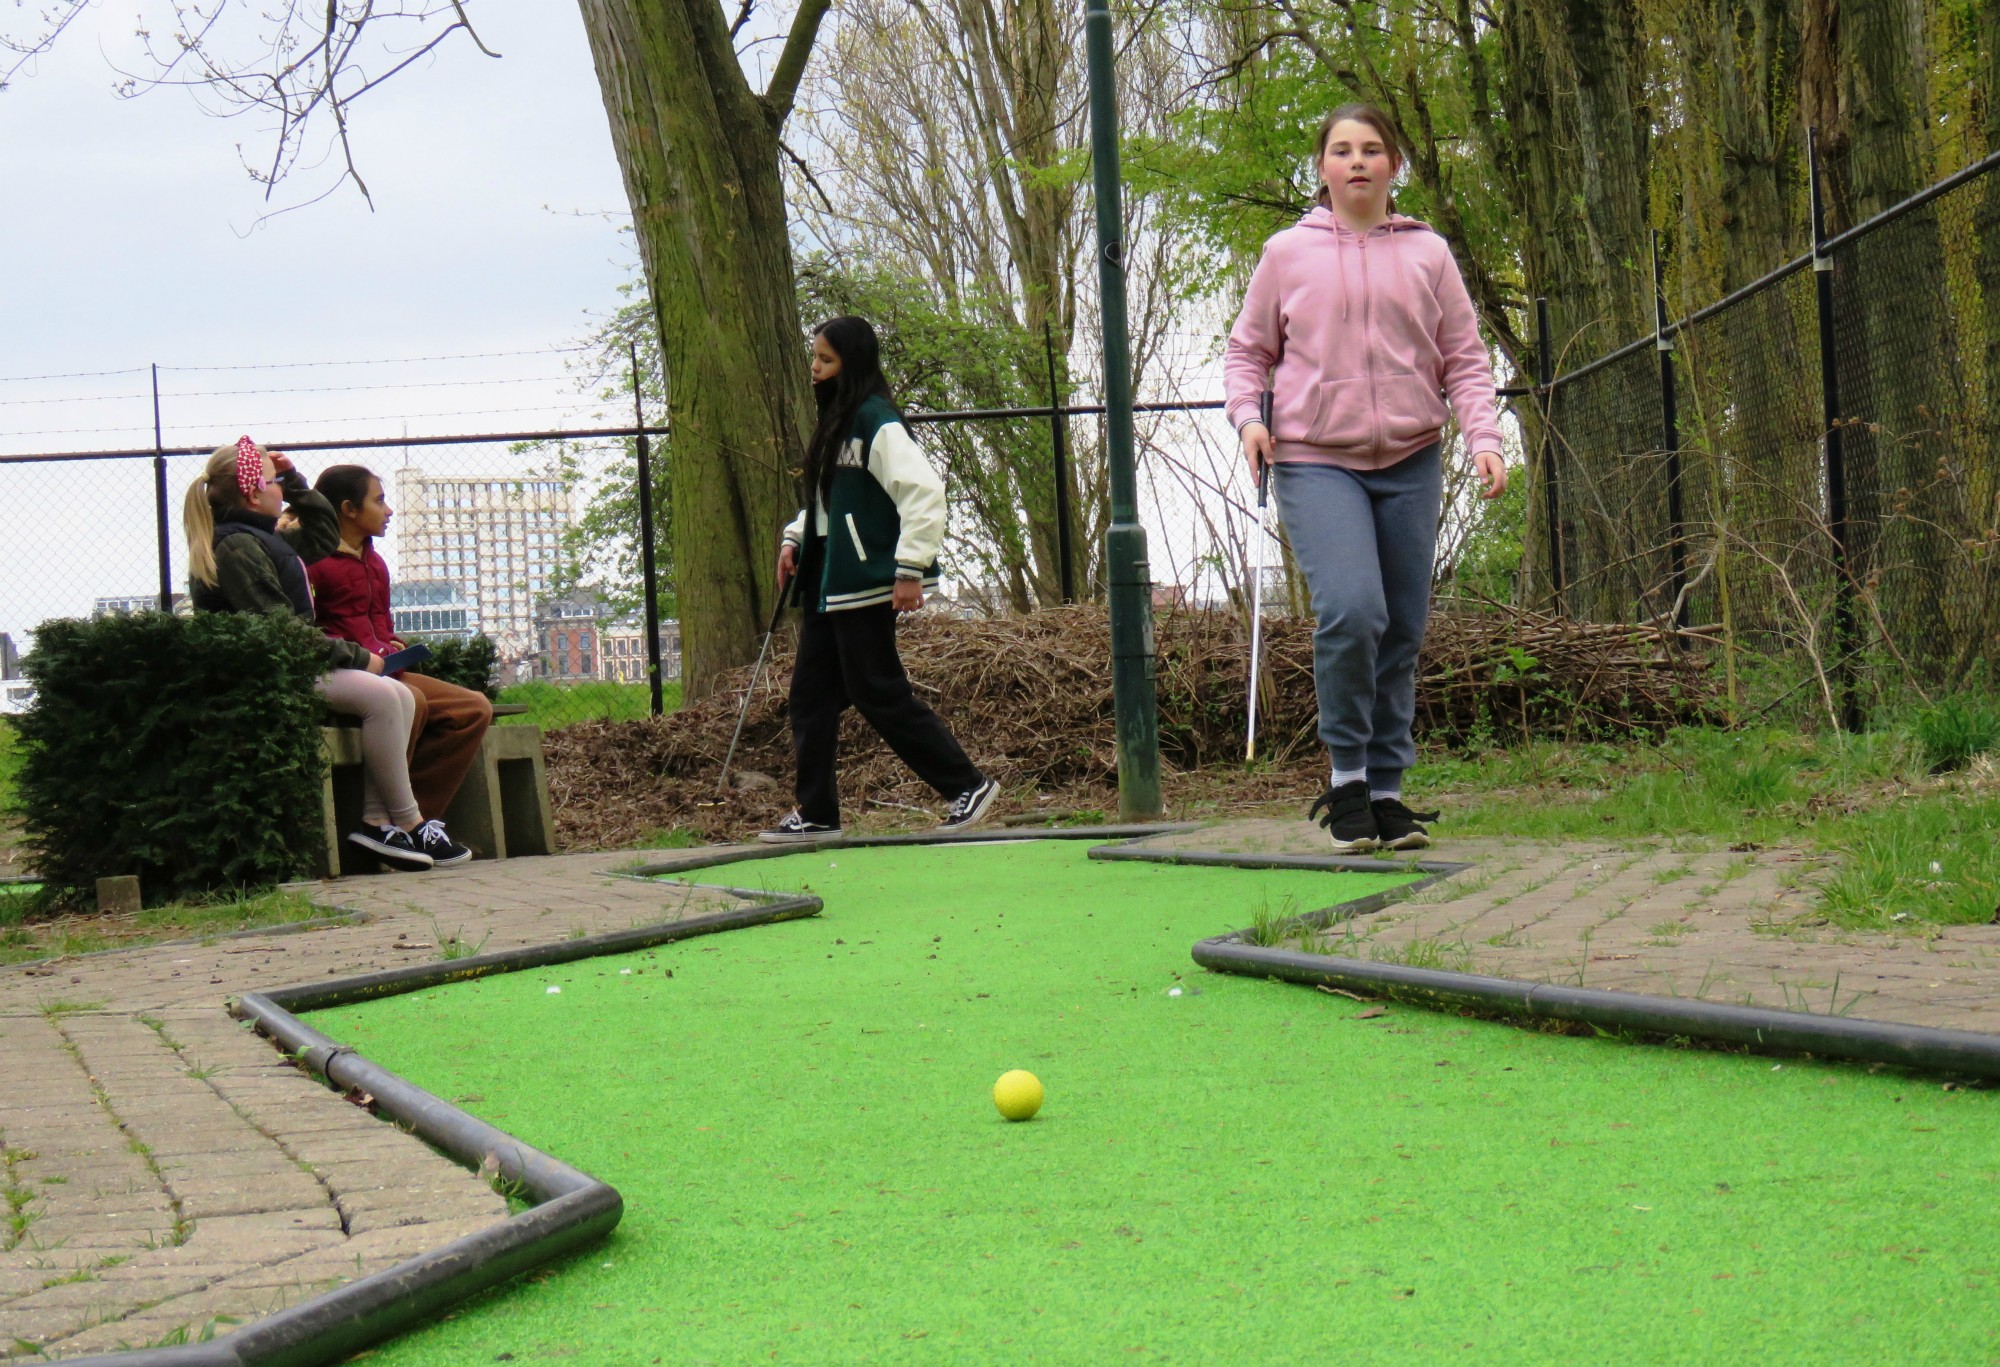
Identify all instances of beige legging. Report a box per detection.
[316,669,422,830]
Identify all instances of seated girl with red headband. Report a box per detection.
[183,436,471,872]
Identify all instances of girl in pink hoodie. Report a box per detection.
[1225,104,1508,854]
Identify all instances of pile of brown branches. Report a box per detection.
[545,602,1719,849]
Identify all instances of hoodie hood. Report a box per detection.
[1299,208,1434,321]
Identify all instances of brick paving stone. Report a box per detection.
[1,852,738,1358]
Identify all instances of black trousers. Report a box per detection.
[789,603,984,825]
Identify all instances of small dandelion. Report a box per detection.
[547,986,562,995]
[619,969,632,976]
[1168,986,1183,997]
[1930,861,1944,875]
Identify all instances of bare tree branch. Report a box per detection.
[0,0,90,92]
[762,0,829,125]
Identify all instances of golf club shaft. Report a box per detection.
[718,592,788,795]
[1246,388,1273,762]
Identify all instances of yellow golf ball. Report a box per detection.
[992,1069,1044,1122]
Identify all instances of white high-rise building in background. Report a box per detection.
[393,467,571,672]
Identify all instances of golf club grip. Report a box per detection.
[1257,388,1274,504]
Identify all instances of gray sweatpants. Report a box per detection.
[1271,443,1443,792]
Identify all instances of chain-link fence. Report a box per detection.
[1531,147,2000,722]
[0,349,666,732]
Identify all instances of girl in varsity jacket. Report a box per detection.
[761,315,997,842]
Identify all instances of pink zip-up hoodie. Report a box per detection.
[1224,208,1503,470]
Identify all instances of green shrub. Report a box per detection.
[1913,693,2000,773]
[422,634,499,699]
[14,611,328,907]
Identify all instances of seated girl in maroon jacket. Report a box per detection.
[307,466,493,850]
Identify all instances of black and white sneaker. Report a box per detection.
[757,811,841,844]
[1307,780,1379,854]
[1371,797,1439,851]
[940,777,1000,831]
[414,819,474,866]
[347,824,434,872]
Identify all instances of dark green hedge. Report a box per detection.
[422,634,499,699]
[14,611,328,907]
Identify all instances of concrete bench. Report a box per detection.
[316,707,555,876]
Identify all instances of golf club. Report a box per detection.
[1246,387,1273,762]
[717,586,790,797]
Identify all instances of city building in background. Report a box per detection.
[534,589,606,681]
[93,593,190,618]
[0,632,18,681]
[532,591,681,684]
[392,467,571,677]
[390,581,475,641]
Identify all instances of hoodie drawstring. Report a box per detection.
[1338,232,1350,322]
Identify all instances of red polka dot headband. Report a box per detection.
[234,436,264,502]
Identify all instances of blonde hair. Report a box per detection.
[184,443,260,588]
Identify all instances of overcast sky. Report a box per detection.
[0,2,644,646]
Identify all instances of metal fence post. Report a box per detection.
[1653,233,1688,629]
[1808,129,1862,732]
[630,339,666,718]
[152,363,172,611]
[1084,0,1161,821]
[1534,298,1563,605]
[1044,320,1076,605]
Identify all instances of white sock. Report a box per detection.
[1331,767,1367,789]
[1370,789,1401,803]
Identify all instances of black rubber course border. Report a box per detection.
[60,886,822,1367]
[1139,845,2000,1081]
[61,824,2000,1363]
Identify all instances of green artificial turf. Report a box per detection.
[312,842,1999,1365]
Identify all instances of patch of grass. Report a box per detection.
[3,1143,40,1250]
[428,916,492,962]
[1646,919,1692,938]
[495,679,679,731]
[0,718,18,815]
[1818,801,2000,929]
[0,888,332,967]
[1239,893,1304,947]
[1913,693,2000,773]
[1369,933,1473,973]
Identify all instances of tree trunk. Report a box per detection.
[1710,0,1802,290]
[1817,0,1962,674]
[1501,0,1656,620]
[576,0,825,698]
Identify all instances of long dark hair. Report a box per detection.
[314,464,380,521]
[802,316,895,506]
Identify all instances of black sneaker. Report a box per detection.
[414,819,474,867]
[347,824,434,872]
[940,777,1000,831]
[1307,780,1378,854]
[757,811,841,844]
[1371,797,1439,851]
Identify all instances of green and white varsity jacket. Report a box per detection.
[783,394,945,612]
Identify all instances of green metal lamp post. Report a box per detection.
[1083,0,1162,821]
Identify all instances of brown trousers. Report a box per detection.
[398,673,494,819]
